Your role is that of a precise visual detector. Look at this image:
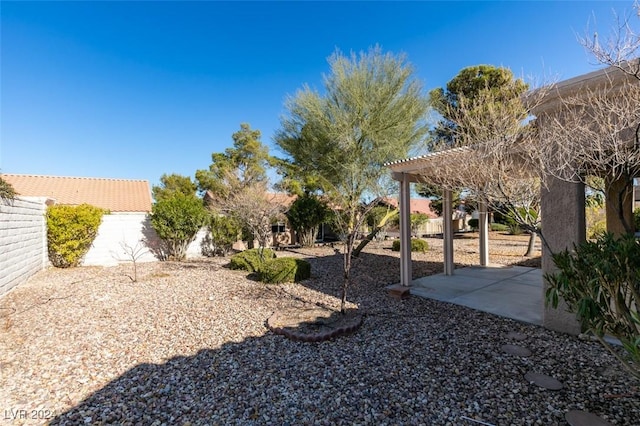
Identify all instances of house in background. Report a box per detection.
[380,196,449,237]
[203,189,299,248]
[1,174,204,266]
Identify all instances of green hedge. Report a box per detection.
[47,204,105,268]
[229,248,276,272]
[391,239,429,252]
[259,257,311,284]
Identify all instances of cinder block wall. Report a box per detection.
[0,197,48,296]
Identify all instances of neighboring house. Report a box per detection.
[204,190,299,248]
[1,174,194,266]
[380,196,455,236]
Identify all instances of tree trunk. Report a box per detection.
[524,232,536,257]
[352,226,382,257]
[341,235,354,314]
[352,209,397,257]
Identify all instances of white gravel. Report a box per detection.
[1,236,637,425]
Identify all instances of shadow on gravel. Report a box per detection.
[49,306,638,425]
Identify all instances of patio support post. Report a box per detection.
[478,198,489,266]
[399,173,413,286]
[443,189,454,275]
[541,176,585,335]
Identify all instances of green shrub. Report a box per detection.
[47,204,105,268]
[259,257,311,284]
[545,232,640,379]
[491,223,509,232]
[150,192,207,261]
[468,218,479,230]
[204,214,240,256]
[391,238,428,252]
[286,194,330,247]
[229,248,276,272]
[634,207,640,232]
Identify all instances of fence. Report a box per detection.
[0,197,48,296]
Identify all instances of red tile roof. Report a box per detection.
[2,174,152,212]
[381,197,438,218]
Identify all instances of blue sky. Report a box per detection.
[1,1,637,189]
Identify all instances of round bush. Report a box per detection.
[47,204,105,268]
[391,239,429,252]
[229,248,276,272]
[259,257,311,284]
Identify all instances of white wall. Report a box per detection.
[82,213,207,266]
[0,197,48,296]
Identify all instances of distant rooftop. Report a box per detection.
[2,174,152,212]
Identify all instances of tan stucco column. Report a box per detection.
[443,189,454,275]
[605,176,634,236]
[399,173,412,286]
[541,176,585,335]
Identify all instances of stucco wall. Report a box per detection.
[83,213,207,266]
[0,197,48,296]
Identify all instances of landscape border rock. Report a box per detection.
[266,307,363,342]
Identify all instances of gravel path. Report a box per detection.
[1,235,638,425]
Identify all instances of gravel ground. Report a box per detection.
[1,234,638,426]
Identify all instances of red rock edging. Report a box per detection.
[266,309,363,342]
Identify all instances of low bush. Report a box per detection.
[634,207,640,232]
[468,218,479,230]
[259,257,311,284]
[203,214,240,256]
[391,239,429,252]
[491,223,509,232]
[47,204,105,268]
[545,232,640,379]
[229,248,276,272]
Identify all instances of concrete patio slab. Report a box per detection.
[409,266,543,325]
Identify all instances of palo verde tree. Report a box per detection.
[275,46,429,312]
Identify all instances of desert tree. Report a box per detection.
[580,1,640,78]
[414,67,546,256]
[197,123,283,251]
[417,65,529,221]
[152,173,198,202]
[534,73,640,234]
[538,3,640,378]
[275,46,429,312]
[221,181,287,250]
[530,2,640,235]
[196,123,273,199]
